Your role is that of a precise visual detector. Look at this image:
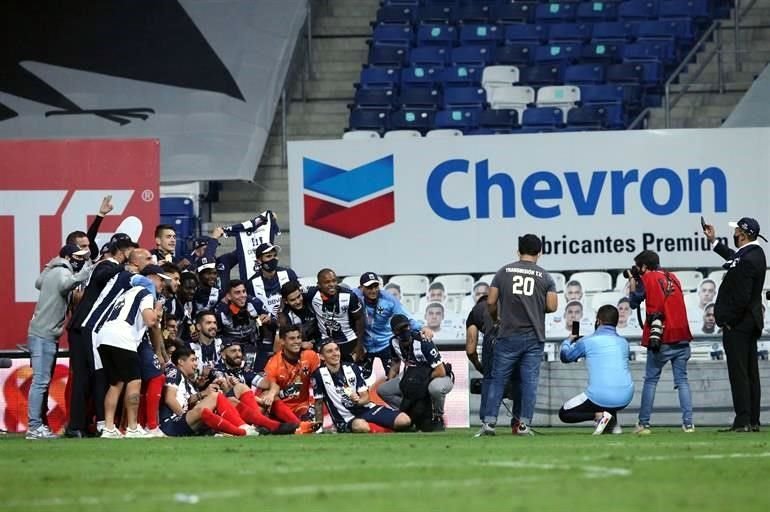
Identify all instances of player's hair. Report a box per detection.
[596,305,619,327]
[154,224,176,238]
[279,324,301,338]
[65,230,87,244]
[518,234,542,256]
[180,271,199,286]
[172,346,194,365]
[317,268,336,282]
[428,282,445,292]
[226,279,246,293]
[195,309,216,325]
[281,280,302,299]
[160,262,181,276]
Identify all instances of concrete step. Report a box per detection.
[672,91,746,107]
[286,100,350,115]
[668,80,754,93]
[314,16,376,35]
[272,112,349,130]
[312,36,368,52]
[678,69,760,85]
[669,104,735,118]
[309,60,364,74]
[310,48,368,65]
[323,1,379,18]
[288,79,357,100]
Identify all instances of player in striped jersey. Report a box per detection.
[311,341,411,434]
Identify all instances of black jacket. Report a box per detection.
[713,241,767,334]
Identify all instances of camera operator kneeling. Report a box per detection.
[377,315,454,431]
[627,250,694,434]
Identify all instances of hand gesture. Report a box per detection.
[212,226,225,239]
[420,327,434,341]
[703,223,716,243]
[257,314,270,326]
[98,195,114,216]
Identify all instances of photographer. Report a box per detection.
[626,250,694,434]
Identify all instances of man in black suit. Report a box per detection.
[704,217,767,432]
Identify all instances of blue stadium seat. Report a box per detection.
[370,25,413,48]
[566,105,608,128]
[357,67,400,89]
[399,88,442,111]
[521,63,567,85]
[443,86,487,109]
[659,0,713,21]
[638,61,664,87]
[592,21,637,42]
[478,108,520,130]
[622,41,677,64]
[493,2,538,24]
[435,109,481,132]
[456,3,493,23]
[451,45,495,66]
[438,65,483,86]
[504,23,550,44]
[418,5,456,24]
[548,23,592,43]
[417,24,458,47]
[369,46,409,67]
[401,66,443,88]
[522,107,565,127]
[460,24,504,49]
[618,0,660,20]
[534,44,580,64]
[351,88,396,110]
[637,19,695,46]
[535,3,578,23]
[606,62,643,84]
[576,1,620,21]
[382,0,420,6]
[409,46,450,67]
[565,63,606,84]
[496,44,536,65]
[580,84,642,106]
[581,42,625,63]
[389,110,435,133]
[160,197,195,218]
[374,5,417,25]
[349,109,390,132]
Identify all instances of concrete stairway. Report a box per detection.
[648,2,770,128]
[208,0,378,263]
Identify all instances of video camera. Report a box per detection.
[622,266,642,280]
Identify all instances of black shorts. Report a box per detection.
[336,405,400,432]
[138,339,163,380]
[98,345,141,384]
[160,414,195,437]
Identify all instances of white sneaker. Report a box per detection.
[25,425,58,440]
[474,423,496,437]
[101,427,123,439]
[593,412,612,435]
[682,424,695,433]
[124,426,151,438]
[611,423,623,435]
[145,427,166,438]
[633,423,652,435]
[514,422,535,436]
[243,425,260,436]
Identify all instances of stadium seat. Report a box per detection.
[369,46,409,67]
[443,86,487,109]
[434,109,480,131]
[482,65,520,88]
[478,109,519,130]
[388,274,430,295]
[673,270,705,291]
[418,4,456,24]
[417,24,458,47]
[349,109,389,132]
[618,0,660,20]
[433,274,475,295]
[297,276,317,289]
[451,45,495,66]
[493,2,538,24]
[592,21,637,42]
[708,269,726,283]
[160,196,195,218]
[570,271,614,292]
[399,87,442,111]
[536,85,580,121]
[339,275,362,289]
[522,107,564,128]
[566,105,609,128]
[565,63,606,84]
[591,291,625,311]
[576,1,620,22]
[548,23,593,44]
[659,0,712,22]
[351,88,396,110]
[504,23,549,44]
[426,128,464,137]
[374,5,417,25]
[342,130,380,140]
[622,41,677,64]
[370,25,413,48]
[409,47,450,68]
[357,67,400,89]
[534,44,580,64]
[636,19,695,46]
[535,2,577,23]
[389,110,435,133]
[487,85,535,116]
[495,44,536,66]
[606,63,644,84]
[580,83,641,106]
[456,3,493,23]
[460,24,503,48]
[520,63,566,85]
[383,129,423,139]
[552,272,567,293]
[438,66,483,87]
[401,66,442,89]
[581,42,625,63]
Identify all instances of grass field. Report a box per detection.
[2,427,769,512]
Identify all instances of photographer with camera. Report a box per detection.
[626,250,694,434]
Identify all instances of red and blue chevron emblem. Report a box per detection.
[302,155,394,238]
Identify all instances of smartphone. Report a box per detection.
[571,321,580,337]
[700,216,707,230]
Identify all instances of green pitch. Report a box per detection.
[2,428,769,512]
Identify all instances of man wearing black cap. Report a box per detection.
[353,272,430,379]
[193,256,222,312]
[65,232,138,437]
[25,244,92,439]
[704,217,767,432]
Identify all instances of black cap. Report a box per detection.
[140,264,172,280]
[359,272,380,287]
[254,242,281,258]
[192,237,209,250]
[219,338,242,351]
[59,243,89,259]
[390,314,410,334]
[109,232,139,250]
[729,217,767,242]
[196,257,216,273]
[99,242,111,255]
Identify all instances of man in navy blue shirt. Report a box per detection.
[559,305,634,435]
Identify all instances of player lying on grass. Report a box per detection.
[311,340,412,433]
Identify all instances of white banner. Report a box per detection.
[288,128,770,276]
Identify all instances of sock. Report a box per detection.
[200,408,245,436]
[236,402,281,431]
[144,375,164,430]
[367,422,393,434]
[215,393,247,428]
[270,399,300,424]
[237,390,263,412]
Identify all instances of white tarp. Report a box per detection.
[288,128,770,276]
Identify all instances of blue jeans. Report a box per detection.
[638,342,693,426]
[480,331,520,422]
[483,330,543,426]
[27,335,58,430]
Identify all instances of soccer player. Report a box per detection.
[277,280,319,351]
[189,310,222,369]
[311,341,411,433]
[263,325,321,427]
[214,279,273,371]
[307,269,365,363]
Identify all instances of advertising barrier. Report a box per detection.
[288,128,770,276]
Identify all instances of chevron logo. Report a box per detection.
[302,155,395,238]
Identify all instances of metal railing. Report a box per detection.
[663,0,767,128]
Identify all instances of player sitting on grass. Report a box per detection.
[160,347,255,437]
[214,339,299,434]
[311,340,411,433]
